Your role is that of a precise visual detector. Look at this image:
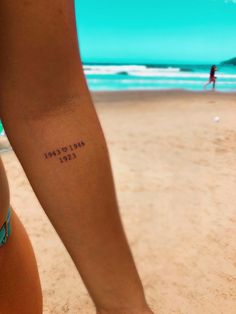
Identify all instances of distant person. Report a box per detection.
[204,65,218,90]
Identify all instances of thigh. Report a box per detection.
[0,208,43,314]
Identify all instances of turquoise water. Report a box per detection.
[85,64,236,92]
[76,0,236,65]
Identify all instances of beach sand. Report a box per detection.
[1,90,236,313]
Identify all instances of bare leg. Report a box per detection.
[0,157,43,313]
[213,79,216,90]
[0,207,43,314]
[204,80,211,90]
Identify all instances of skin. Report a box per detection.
[0,1,154,313]
[0,159,43,313]
[0,158,9,227]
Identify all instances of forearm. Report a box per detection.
[2,100,147,310]
[0,1,150,311]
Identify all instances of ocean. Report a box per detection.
[84,64,236,92]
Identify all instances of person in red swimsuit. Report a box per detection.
[204,65,218,90]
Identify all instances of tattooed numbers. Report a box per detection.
[44,141,85,163]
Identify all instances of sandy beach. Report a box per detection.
[1,90,236,314]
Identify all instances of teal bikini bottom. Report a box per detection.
[0,207,12,247]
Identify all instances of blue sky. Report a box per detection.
[75,0,236,64]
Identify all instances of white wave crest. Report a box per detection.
[83,65,181,76]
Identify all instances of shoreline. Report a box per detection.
[91,88,236,95]
[91,89,236,107]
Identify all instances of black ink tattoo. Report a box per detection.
[44,141,85,163]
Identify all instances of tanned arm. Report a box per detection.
[0,1,153,313]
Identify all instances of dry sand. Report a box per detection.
[1,90,236,314]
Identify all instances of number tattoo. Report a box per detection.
[44,141,85,163]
